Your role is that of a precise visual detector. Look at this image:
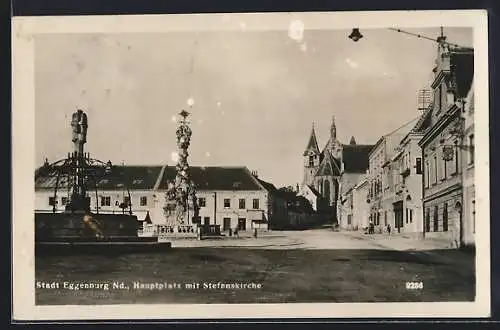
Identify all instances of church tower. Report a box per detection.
[328,116,342,159]
[303,123,320,187]
[330,115,337,139]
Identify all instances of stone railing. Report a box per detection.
[158,224,198,237]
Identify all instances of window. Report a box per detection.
[101,196,111,206]
[204,217,210,226]
[140,196,148,206]
[425,208,430,232]
[409,209,413,223]
[309,156,314,167]
[124,196,131,206]
[239,198,246,209]
[347,215,352,225]
[425,161,430,188]
[376,212,380,226]
[61,197,68,205]
[253,199,260,209]
[433,205,439,232]
[416,158,422,174]
[198,197,206,207]
[454,143,460,174]
[48,196,56,206]
[224,199,231,208]
[443,203,448,232]
[433,156,438,184]
[405,208,409,224]
[384,211,387,226]
[468,134,475,165]
[442,158,448,180]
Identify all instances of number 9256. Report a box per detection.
[405,281,424,290]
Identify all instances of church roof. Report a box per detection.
[303,125,320,156]
[341,144,373,173]
[316,150,341,176]
[307,185,322,197]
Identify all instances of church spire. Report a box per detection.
[330,115,337,139]
[349,136,357,145]
[303,123,320,156]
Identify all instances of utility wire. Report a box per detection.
[387,27,469,49]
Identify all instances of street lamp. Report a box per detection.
[348,28,363,42]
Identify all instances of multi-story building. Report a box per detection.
[462,82,475,247]
[35,165,271,233]
[367,122,415,233]
[339,173,370,231]
[390,119,426,238]
[418,35,474,248]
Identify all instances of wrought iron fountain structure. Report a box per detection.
[34,109,171,252]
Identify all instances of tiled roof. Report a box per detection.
[157,166,263,191]
[450,50,474,99]
[303,126,320,156]
[35,165,164,191]
[341,144,373,173]
[411,106,433,133]
[257,178,278,193]
[316,150,341,177]
[307,185,322,197]
[35,165,263,192]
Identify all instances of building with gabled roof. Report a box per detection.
[300,116,373,223]
[35,163,271,232]
[418,34,475,248]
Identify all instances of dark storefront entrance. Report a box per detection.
[393,201,403,233]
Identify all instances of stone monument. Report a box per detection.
[163,110,200,227]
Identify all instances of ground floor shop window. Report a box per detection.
[433,205,439,232]
[425,208,430,232]
[443,203,448,232]
[238,218,246,231]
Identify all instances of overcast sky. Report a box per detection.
[35,26,472,188]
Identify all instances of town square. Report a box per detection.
[28,17,479,307]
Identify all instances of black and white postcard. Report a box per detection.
[12,10,490,320]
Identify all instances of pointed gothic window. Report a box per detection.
[324,180,330,206]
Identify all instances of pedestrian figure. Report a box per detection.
[368,220,374,235]
[228,228,232,237]
[234,228,239,238]
[254,228,258,238]
[387,223,391,236]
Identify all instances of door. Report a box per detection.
[238,218,246,231]
[223,218,231,231]
[393,201,403,233]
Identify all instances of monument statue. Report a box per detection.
[163,110,200,226]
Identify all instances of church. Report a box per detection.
[299,116,374,223]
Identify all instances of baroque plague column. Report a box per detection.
[163,110,200,226]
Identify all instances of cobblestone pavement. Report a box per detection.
[169,228,453,250]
